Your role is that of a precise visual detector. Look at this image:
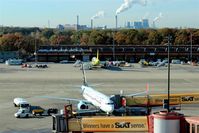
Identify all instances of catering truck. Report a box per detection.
[14,105,45,118]
[14,105,58,118]
[13,98,58,118]
[13,98,30,108]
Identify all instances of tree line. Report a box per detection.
[0,27,199,55]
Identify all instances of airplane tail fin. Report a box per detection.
[97,49,99,60]
[81,63,88,86]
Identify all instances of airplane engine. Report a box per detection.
[77,101,88,110]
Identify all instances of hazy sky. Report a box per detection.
[0,0,199,28]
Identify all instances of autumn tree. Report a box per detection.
[41,28,54,39]
[89,30,107,44]
[80,33,89,45]
[193,30,199,44]
[114,31,126,45]
[0,33,19,51]
[174,29,190,45]
[147,30,162,45]
[125,29,138,45]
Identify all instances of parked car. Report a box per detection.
[60,60,68,64]
[0,59,4,63]
[35,64,48,68]
[171,59,181,64]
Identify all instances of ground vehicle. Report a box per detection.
[30,106,45,115]
[5,59,23,65]
[0,59,4,63]
[171,59,181,64]
[13,98,30,108]
[60,60,68,64]
[35,64,48,68]
[21,63,32,68]
[14,106,45,118]
[139,59,149,67]
[47,108,58,115]
[14,108,31,118]
[14,105,58,118]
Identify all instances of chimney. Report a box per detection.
[76,15,79,30]
[152,21,155,29]
[115,15,118,29]
[48,20,50,28]
[91,19,93,29]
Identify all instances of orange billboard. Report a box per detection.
[81,116,148,132]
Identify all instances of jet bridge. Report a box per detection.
[125,93,199,107]
[52,105,149,133]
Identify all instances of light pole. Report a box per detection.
[33,31,39,63]
[1,25,3,34]
[190,32,193,62]
[112,32,115,61]
[167,35,172,112]
[34,38,37,63]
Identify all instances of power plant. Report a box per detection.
[125,19,150,29]
[56,1,161,30]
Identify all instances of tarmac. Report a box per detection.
[0,63,199,132]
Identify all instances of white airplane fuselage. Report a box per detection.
[81,85,114,114]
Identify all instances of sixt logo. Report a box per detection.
[115,122,130,128]
[182,96,194,102]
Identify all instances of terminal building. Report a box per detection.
[37,45,199,62]
[0,51,19,60]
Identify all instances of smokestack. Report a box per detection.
[76,15,79,30]
[152,21,155,29]
[91,19,93,29]
[115,15,118,29]
[48,20,50,28]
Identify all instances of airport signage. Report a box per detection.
[181,96,199,103]
[81,116,148,132]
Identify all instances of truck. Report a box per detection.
[14,105,58,118]
[5,59,23,65]
[14,106,45,118]
[13,98,30,108]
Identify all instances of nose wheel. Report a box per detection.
[106,112,111,116]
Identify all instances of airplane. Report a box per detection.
[91,49,100,66]
[73,50,101,70]
[43,64,114,114]
[77,50,124,71]
[42,64,147,115]
[80,49,102,70]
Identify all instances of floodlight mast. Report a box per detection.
[167,35,172,112]
[190,32,193,62]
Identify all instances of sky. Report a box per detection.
[0,0,199,28]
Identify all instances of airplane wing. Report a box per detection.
[125,83,149,97]
[40,96,91,104]
[125,91,148,97]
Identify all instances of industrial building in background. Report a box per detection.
[57,24,89,31]
[125,19,149,29]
